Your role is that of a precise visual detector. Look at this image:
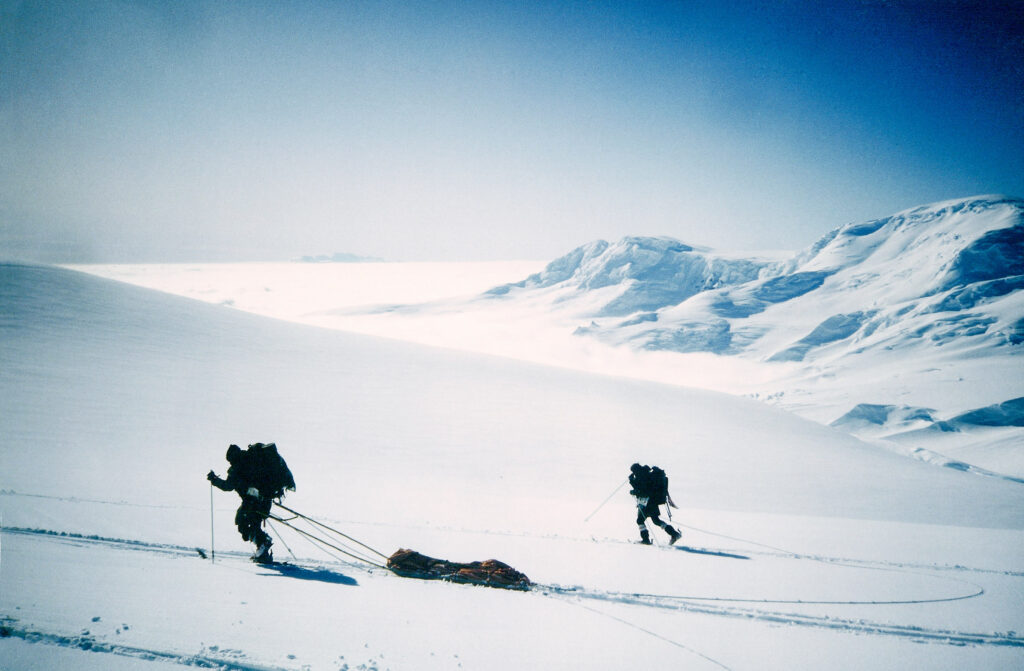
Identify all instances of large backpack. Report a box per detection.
[649,466,669,506]
[246,442,296,499]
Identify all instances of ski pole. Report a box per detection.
[583,477,629,523]
[209,483,215,563]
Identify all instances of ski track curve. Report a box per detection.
[537,584,1023,649]
[6,526,1023,654]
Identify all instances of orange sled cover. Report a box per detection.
[386,548,531,590]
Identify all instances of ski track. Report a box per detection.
[6,525,1023,663]
[0,620,283,671]
[540,586,1023,649]
[0,488,206,511]
[0,528,385,670]
[544,598,735,671]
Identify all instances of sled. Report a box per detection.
[386,548,531,591]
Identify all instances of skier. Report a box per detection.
[628,463,681,545]
[207,443,293,563]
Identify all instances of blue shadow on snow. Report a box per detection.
[260,563,359,586]
[674,546,749,560]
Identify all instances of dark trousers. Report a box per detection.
[637,500,677,539]
[235,495,272,547]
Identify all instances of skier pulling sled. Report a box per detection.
[629,463,681,546]
[206,447,530,589]
[208,442,295,563]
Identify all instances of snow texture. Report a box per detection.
[2,256,1024,670]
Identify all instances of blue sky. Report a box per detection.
[2,0,1022,262]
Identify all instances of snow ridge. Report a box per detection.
[487,236,771,316]
[477,195,1024,473]
[490,195,1024,360]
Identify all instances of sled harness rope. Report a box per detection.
[265,519,297,560]
[274,502,389,561]
[266,503,389,570]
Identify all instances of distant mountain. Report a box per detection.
[486,237,773,317]
[294,252,384,263]
[491,196,1023,360]
[479,195,1024,475]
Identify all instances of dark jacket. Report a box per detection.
[210,456,261,498]
[629,465,669,507]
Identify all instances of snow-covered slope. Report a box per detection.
[60,197,1024,479]
[6,262,1017,527]
[485,236,774,317]
[468,196,1024,476]
[3,262,1024,670]
[500,197,1022,365]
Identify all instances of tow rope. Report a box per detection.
[274,503,389,562]
[265,504,388,569]
[263,503,531,589]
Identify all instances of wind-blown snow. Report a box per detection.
[2,261,1024,670]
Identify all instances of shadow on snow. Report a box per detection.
[673,546,750,560]
[259,563,359,586]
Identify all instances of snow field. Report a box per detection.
[1,262,1023,669]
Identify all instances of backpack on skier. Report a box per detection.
[651,466,679,514]
[246,442,296,499]
[649,466,669,506]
